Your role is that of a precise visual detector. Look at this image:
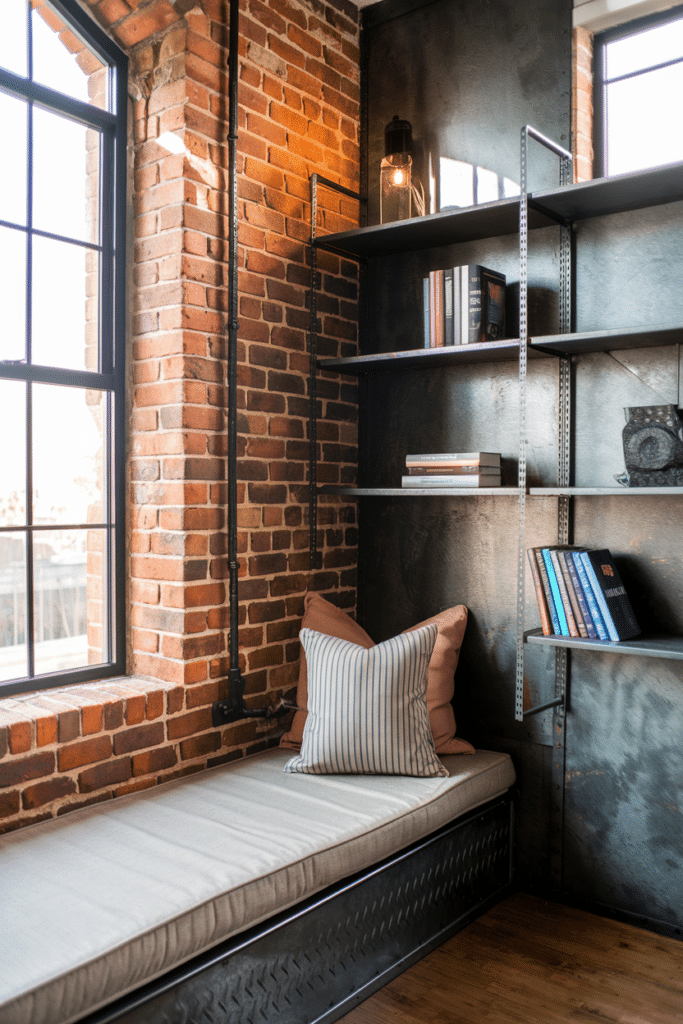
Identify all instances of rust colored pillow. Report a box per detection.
[280,593,474,755]
[402,605,474,755]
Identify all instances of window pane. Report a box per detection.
[606,63,683,175]
[0,533,27,682]
[32,384,105,526]
[31,4,108,110]
[0,0,28,79]
[0,92,28,227]
[0,380,27,528]
[606,19,683,80]
[33,108,99,244]
[0,227,27,363]
[32,236,98,371]
[34,528,105,674]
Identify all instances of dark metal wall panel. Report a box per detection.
[363,0,572,224]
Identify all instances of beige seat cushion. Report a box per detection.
[0,746,515,1024]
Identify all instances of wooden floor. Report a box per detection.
[337,893,683,1024]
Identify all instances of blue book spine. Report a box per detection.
[578,551,618,641]
[563,551,597,639]
[541,548,569,636]
[572,552,609,640]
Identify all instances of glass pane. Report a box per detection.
[34,528,105,674]
[0,0,28,78]
[0,380,27,528]
[0,533,27,682]
[32,384,105,526]
[32,236,98,371]
[31,4,108,110]
[0,227,27,363]
[0,92,28,227]
[33,108,99,244]
[606,64,683,175]
[606,18,683,80]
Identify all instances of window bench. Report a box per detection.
[0,747,515,1024]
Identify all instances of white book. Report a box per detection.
[405,452,501,468]
[401,474,501,488]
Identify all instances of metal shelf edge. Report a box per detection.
[524,628,683,661]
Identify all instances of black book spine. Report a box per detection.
[585,549,640,640]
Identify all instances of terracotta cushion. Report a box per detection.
[280,593,474,755]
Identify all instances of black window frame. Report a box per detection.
[594,3,683,178]
[0,0,127,696]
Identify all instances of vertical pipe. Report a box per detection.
[226,0,244,710]
[309,175,318,571]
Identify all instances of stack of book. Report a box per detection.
[402,452,501,488]
[527,547,641,641]
[423,264,506,348]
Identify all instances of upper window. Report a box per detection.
[595,5,683,177]
[0,0,127,696]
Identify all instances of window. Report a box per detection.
[0,0,127,695]
[594,4,683,177]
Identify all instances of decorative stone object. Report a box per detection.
[619,404,683,486]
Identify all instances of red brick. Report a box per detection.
[78,757,132,794]
[58,735,112,772]
[22,776,77,810]
[132,745,179,776]
[0,751,55,789]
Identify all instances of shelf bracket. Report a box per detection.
[523,696,564,717]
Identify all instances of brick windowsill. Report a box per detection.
[0,676,273,834]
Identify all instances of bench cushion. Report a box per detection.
[0,746,515,1024]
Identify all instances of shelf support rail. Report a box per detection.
[516,126,573,719]
[308,175,367,571]
[517,126,572,894]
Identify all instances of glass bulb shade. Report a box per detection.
[380,153,425,223]
[380,153,412,223]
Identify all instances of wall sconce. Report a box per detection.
[380,115,425,223]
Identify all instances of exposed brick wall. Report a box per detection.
[572,26,594,182]
[0,0,361,834]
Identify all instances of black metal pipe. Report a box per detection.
[225,0,245,714]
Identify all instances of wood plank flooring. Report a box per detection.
[337,893,683,1024]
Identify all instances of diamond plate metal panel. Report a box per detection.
[86,797,512,1024]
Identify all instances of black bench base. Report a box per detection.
[84,794,513,1024]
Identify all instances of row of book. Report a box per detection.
[402,452,501,488]
[423,264,506,348]
[528,547,640,642]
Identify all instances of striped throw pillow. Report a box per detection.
[284,624,448,777]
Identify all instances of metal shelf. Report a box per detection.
[314,197,554,259]
[525,628,683,661]
[532,161,683,224]
[530,487,683,496]
[319,339,550,373]
[531,323,683,355]
[312,161,683,260]
[319,486,520,497]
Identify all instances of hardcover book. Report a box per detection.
[584,549,640,641]
[405,452,501,468]
[548,549,579,637]
[527,548,553,636]
[405,465,501,476]
[455,265,506,345]
[401,474,501,488]
[533,548,562,635]
[540,548,569,636]
[571,551,610,641]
